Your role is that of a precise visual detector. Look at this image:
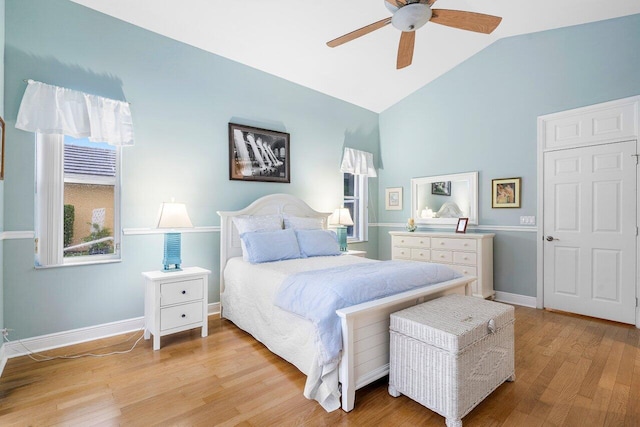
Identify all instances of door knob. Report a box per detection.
[546,236,558,242]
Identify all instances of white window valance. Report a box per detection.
[340,147,377,177]
[16,80,134,146]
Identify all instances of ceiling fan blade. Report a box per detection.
[430,9,502,34]
[327,17,392,48]
[397,31,415,69]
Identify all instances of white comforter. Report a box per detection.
[222,255,374,411]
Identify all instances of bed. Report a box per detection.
[217,193,474,412]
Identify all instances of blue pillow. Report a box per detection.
[295,229,341,257]
[240,228,301,264]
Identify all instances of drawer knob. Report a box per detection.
[440,255,445,258]
[464,257,468,260]
[440,242,444,245]
[181,314,186,318]
[181,290,187,295]
[419,252,423,256]
[401,239,405,243]
[419,240,424,244]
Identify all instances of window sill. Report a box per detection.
[35,258,122,269]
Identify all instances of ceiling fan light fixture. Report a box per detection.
[391,3,432,32]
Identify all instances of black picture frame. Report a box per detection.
[229,123,290,183]
[456,217,469,233]
[432,181,451,196]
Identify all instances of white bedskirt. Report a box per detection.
[222,255,373,410]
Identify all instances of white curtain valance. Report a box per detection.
[16,80,134,146]
[340,147,377,177]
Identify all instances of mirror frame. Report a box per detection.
[411,171,479,225]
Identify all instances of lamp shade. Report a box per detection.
[156,202,193,229]
[329,208,354,226]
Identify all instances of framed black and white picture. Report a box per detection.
[456,217,469,233]
[229,123,290,183]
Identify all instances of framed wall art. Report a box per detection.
[229,123,290,183]
[492,177,521,208]
[385,187,403,210]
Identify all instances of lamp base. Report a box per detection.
[162,232,183,272]
[336,226,348,252]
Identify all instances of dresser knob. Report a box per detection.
[419,240,424,244]
[401,239,405,243]
[181,290,186,295]
[440,242,444,245]
[440,255,445,258]
[181,314,186,318]
[464,257,468,260]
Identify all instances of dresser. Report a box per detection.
[143,266,211,350]
[389,232,494,298]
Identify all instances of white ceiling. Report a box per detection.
[71,0,640,113]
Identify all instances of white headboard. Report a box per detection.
[216,193,331,298]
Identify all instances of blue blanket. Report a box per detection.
[274,260,462,365]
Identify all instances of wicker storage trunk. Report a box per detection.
[389,294,515,427]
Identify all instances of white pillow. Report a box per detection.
[283,214,324,230]
[232,214,283,260]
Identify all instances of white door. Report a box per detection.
[543,140,637,324]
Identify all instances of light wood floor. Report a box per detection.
[1,305,639,426]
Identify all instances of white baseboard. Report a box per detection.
[1,302,221,367]
[494,291,537,308]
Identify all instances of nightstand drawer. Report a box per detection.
[392,235,430,248]
[431,250,453,263]
[161,278,204,306]
[432,238,477,251]
[160,301,203,331]
[411,248,430,261]
[453,251,477,266]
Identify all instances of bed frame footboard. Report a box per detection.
[336,276,473,412]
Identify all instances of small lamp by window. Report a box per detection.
[329,208,354,252]
[156,202,193,272]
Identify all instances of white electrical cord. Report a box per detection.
[3,328,146,362]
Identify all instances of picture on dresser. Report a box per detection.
[492,177,521,208]
[229,123,290,183]
[456,218,468,233]
[385,187,403,210]
[431,181,451,196]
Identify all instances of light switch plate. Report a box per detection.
[520,216,536,225]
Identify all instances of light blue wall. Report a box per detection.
[0,0,6,341]
[378,14,640,297]
[3,0,379,339]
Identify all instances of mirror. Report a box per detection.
[411,171,478,225]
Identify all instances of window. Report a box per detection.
[343,173,368,242]
[35,134,121,266]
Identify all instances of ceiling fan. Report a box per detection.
[327,0,502,69]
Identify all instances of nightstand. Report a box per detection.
[345,249,366,257]
[143,266,211,350]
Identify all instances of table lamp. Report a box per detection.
[156,201,193,272]
[329,207,354,252]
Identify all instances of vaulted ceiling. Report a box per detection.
[71,0,640,112]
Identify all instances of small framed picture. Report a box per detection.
[492,177,521,208]
[385,187,403,210]
[456,217,468,233]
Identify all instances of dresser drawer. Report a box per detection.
[450,264,477,277]
[392,235,430,248]
[432,238,477,252]
[160,278,204,306]
[453,251,477,266]
[160,301,203,331]
[431,250,453,263]
[393,246,412,259]
[411,248,430,262]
